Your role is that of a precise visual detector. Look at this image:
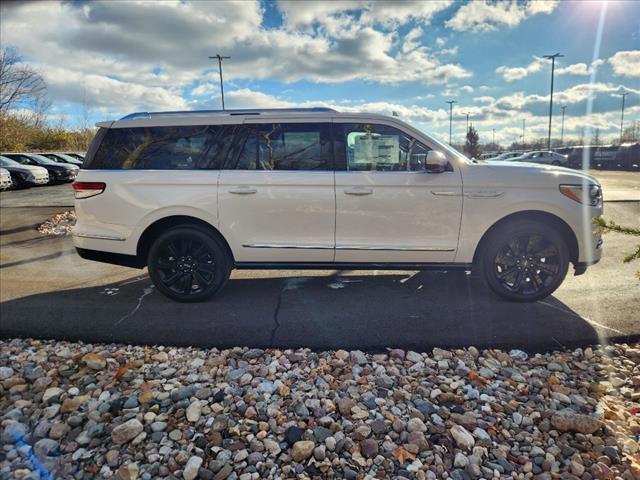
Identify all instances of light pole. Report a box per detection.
[543,52,563,150]
[492,128,496,148]
[465,112,470,133]
[522,119,526,147]
[208,54,231,110]
[560,106,567,147]
[619,91,629,144]
[446,100,457,144]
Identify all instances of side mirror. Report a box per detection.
[425,150,448,173]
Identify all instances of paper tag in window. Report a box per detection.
[353,135,399,164]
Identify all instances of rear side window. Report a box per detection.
[231,123,332,170]
[88,125,239,169]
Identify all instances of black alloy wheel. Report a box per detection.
[147,226,231,302]
[480,220,569,302]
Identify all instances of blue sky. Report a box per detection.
[1,0,638,145]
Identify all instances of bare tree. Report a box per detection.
[0,48,47,113]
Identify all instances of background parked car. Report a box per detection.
[0,155,50,187]
[2,153,78,184]
[512,150,568,166]
[614,143,639,170]
[490,151,524,162]
[38,152,84,166]
[0,168,12,190]
[65,152,85,162]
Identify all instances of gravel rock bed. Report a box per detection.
[1,338,638,479]
[36,211,76,236]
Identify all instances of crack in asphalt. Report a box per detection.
[268,287,285,348]
[112,285,155,329]
[268,278,309,347]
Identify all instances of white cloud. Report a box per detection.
[460,85,474,94]
[446,0,558,33]
[277,1,453,29]
[191,83,218,97]
[0,0,472,121]
[474,96,495,103]
[556,59,604,76]
[608,50,640,78]
[496,57,545,82]
[494,83,640,110]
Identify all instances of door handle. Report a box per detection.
[344,187,373,196]
[229,187,257,195]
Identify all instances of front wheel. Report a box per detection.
[479,220,569,302]
[147,226,231,302]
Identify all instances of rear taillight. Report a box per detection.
[72,181,106,199]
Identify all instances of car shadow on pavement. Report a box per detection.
[0,270,632,352]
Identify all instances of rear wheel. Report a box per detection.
[479,220,569,302]
[147,226,231,302]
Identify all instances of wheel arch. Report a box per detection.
[136,215,234,267]
[472,210,579,266]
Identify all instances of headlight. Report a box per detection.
[559,184,602,206]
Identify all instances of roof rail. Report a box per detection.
[119,107,336,121]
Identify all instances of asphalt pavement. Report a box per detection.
[1,172,639,352]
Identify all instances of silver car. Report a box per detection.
[513,151,569,166]
[0,167,12,190]
[0,155,50,187]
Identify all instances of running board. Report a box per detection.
[234,262,473,271]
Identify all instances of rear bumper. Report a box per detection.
[75,247,143,268]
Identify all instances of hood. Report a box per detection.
[47,163,78,171]
[1,163,48,175]
[483,160,599,185]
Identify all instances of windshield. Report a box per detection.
[42,154,64,163]
[28,154,57,165]
[56,153,82,164]
[0,157,21,167]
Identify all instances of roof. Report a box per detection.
[120,107,336,120]
[96,108,397,128]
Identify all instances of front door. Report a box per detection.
[218,121,335,263]
[334,121,463,264]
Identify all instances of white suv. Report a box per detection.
[73,108,603,302]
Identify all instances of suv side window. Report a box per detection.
[232,123,332,171]
[335,123,431,172]
[89,125,237,169]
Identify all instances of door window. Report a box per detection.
[232,123,332,170]
[336,123,431,172]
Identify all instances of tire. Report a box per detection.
[478,220,569,302]
[551,160,560,166]
[9,174,27,189]
[147,226,232,302]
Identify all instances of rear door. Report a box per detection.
[218,121,335,263]
[333,121,463,263]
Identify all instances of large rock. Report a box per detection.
[183,456,203,480]
[117,463,139,480]
[186,400,202,422]
[360,439,378,458]
[1,420,27,443]
[82,352,107,370]
[450,425,475,450]
[551,411,602,434]
[111,419,144,444]
[292,441,315,462]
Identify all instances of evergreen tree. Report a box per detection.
[465,125,480,159]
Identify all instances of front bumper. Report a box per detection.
[53,170,78,181]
